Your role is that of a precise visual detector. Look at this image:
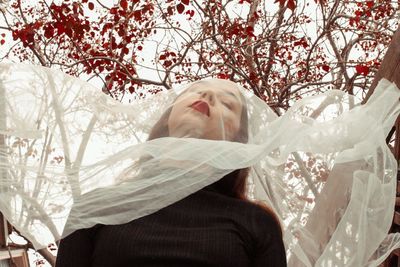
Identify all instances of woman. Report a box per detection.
[55,79,287,266]
[2,64,399,266]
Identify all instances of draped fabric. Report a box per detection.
[0,63,399,266]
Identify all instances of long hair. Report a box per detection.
[147,85,282,236]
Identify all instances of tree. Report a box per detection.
[0,0,399,266]
[1,0,398,105]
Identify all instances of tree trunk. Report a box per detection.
[364,26,400,102]
[0,74,9,248]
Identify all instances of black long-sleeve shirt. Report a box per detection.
[56,184,287,267]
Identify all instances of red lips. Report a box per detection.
[190,100,210,116]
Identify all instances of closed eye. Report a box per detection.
[222,102,232,109]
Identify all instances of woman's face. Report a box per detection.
[168,79,243,141]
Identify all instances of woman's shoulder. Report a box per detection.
[247,202,287,266]
[250,201,280,221]
[242,200,283,238]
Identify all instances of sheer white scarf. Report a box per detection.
[0,63,399,266]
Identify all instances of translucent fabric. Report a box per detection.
[0,63,399,266]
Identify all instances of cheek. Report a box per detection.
[168,101,186,130]
[167,108,176,130]
[221,114,241,140]
[169,96,193,122]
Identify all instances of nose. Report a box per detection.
[200,90,215,105]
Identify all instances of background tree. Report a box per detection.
[1,0,398,105]
[0,0,399,266]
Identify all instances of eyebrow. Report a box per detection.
[222,90,241,103]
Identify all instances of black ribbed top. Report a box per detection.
[55,185,287,267]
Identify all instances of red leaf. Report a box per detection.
[0,40,4,45]
[217,73,229,79]
[1,33,5,37]
[249,72,257,81]
[314,0,325,5]
[120,0,128,9]
[167,6,174,16]
[88,2,94,10]
[245,26,255,37]
[287,0,296,11]
[366,1,373,8]
[176,3,185,14]
[65,28,73,38]
[133,10,141,20]
[274,0,285,5]
[182,0,190,5]
[164,60,172,67]
[138,45,143,51]
[321,65,330,72]
[55,23,65,35]
[293,38,308,48]
[185,9,194,19]
[231,27,240,35]
[274,0,296,10]
[83,43,91,51]
[159,54,166,60]
[355,65,370,76]
[12,30,18,41]
[44,25,54,38]
[354,10,362,17]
